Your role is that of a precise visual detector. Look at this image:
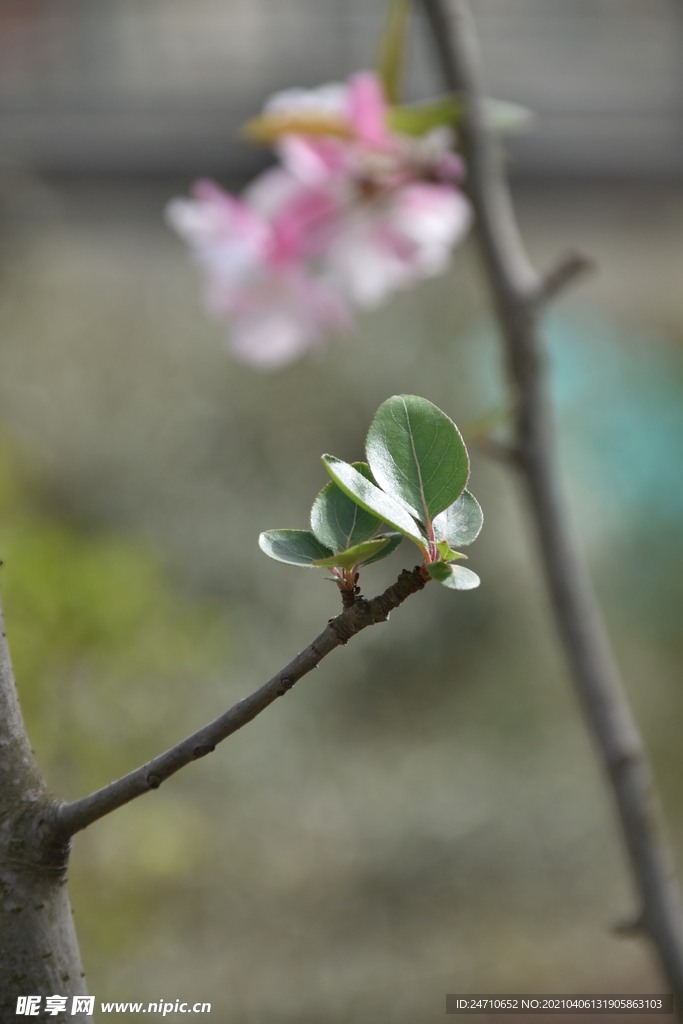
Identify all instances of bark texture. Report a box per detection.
[0,599,89,1021]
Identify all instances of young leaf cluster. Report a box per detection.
[259,395,483,594]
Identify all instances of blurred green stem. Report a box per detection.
[377,0,412,103]
[420,0,683,1005]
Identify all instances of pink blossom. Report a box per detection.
[225,266,350,370]
[267,72,472,306]
[325,183,472,308]
[273,75,465,192]
[167,177,350,369]
[167,71,472,368]
[346,72,393,148]
[167,179,268,307]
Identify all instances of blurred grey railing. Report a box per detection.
[0,0,680,176]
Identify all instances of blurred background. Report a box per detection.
[0,0,680,1021]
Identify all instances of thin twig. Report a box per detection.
[421,0,683,1003]
[537,250,595,304]
[54,567,427,840]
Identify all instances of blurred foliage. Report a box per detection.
[0,430,230,800]
[0,432,233,968]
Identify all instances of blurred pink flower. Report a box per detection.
[167,71,472,368]
[166,178,349,369]
[325,181,471,308]
[270,73,472,306]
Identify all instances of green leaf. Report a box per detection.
[432,489,483,548]
[310,463,382,552]
[426,561,480,590]
[387,96,462,137]
[365,395,470,528]
[483,99,535,134]
[322,455,426,549]
[377,0,412,105]
[259,529,333,568]
[361,531,403,566]
[435,540,467,562]
[312,537,390,569]
[387,96,533,139]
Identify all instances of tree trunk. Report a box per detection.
[0,597,90,1022]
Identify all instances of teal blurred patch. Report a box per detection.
[545,312,682,530]
[467,310,682,636]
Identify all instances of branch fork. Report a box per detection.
[537,251,595,305]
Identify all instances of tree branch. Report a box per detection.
[537,250,595,305]
[54,567,427,840]
[421,0,683,1003]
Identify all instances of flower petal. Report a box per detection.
[228,267,352,369]
[347,72,391,148]
[277,135,349,187]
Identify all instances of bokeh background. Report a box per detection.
[0,1,681,1021]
